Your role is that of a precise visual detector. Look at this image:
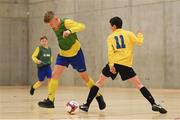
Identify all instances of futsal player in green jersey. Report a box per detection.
[38,11,106,109]
[30,36,52,95]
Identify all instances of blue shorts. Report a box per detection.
[38,65,52,81]
[56,49,87,72]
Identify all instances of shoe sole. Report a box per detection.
[38,102,55,108]
[152,107,167,114]
[79,106,88,112]
[79,108,88,112]
[159,108,167,114]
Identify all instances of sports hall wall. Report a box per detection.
[0,0,179,89]
[0,0,28,85]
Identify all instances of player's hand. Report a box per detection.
[37,60,42,64]
[110,66,116,74]
[63,30,71,38]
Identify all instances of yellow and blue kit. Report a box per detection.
[32,46,52,81]
[54,18,86,72]
[102,29,144,80]
[45,18,102,102]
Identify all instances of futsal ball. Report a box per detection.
[66,100,79,115]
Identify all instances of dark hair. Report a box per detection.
[44,11,55,23]
[40,36,48,41]
[109,16,123,29]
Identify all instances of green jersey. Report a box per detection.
[54,18,78,50]
[37,46,52,67]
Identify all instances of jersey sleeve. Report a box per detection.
[32,47,40,64]
[129,31,144,46]
[64,19,85,33]
[49,48,53,63]
[51,56,53,63]
[107,36,115,67]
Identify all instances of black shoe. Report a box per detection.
[79,103,89,112]
[38,98,54,108]
[96,94,106,110]
[30,86,35,95]
[152,104,167,114]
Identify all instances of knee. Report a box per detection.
[129,76,144,89]
[96,80,104,88]
[138,84,144,89]
[135,82,144,89]
[80,72,89,81]
[38,81,44,85]
[81,74,88,80]
[52,70,60,79]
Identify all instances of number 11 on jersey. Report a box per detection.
[114,35,126,49]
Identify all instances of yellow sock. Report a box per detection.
[33,81,42,89]
[47,79,51,90]
[86,77,100,97]
[48,79,58,101]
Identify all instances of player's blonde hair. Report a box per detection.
[44,11,55,23]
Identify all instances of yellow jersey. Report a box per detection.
[107,29,144,67]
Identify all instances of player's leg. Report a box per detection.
[128,76,167,114]
[79,71,101,95]
[38,65,65,108]
[128,76,156,105]
[38,54,68,108]
[79,74,108,112]
[70,49,106,110]
[70,49,96,90]
[117,64,167,114]
[79,64,117,112]
[79,71,106,110]
[46,65,52,93]
[48,65,65,101]
[30,66,46,95]
[30,81,44,95]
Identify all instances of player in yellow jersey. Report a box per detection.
[38,11,106,109]
[79,17,167,114]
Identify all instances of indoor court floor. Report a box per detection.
[0,86,180,120]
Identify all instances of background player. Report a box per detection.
[30,36,52,95]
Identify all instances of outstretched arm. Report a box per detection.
[129,31,144,46]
